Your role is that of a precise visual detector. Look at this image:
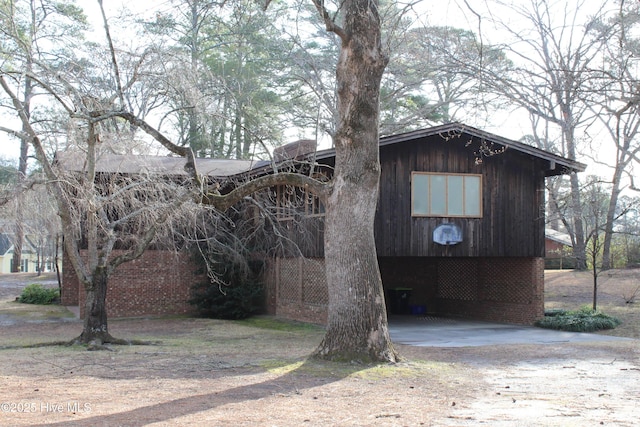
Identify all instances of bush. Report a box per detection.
[190,257,264,320]
[18,284,59,305]
[536,307,621,332]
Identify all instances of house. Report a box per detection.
[259,123,586,325]
[0,233,43,273]
[545,228,575,269]
[59,123,586,325]
[58,153,256,317]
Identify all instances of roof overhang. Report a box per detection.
[295,122,587,177]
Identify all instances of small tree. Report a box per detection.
[582,177,632,310]
[190,249,265,320]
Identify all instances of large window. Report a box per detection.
[411,172,482,217]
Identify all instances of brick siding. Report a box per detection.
[63,250,544,324]
[265,256,545,325]
[61,249,199,318]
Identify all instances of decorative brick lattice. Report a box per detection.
[437,258,478,301]
[278,258,300,303]
[482,259,532,304]
[301,258,327,306]
[276,257,327,306]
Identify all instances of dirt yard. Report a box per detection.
[0,270,639,426]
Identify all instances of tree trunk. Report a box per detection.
[12,52,33,273]
[601,153,626,270]
[592,261,598,311]
[313,0,397,363]
[79,266,113,344]
[11,193,24,272]
[569,164,586,270]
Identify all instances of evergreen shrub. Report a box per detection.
[190,253,264,320]
[18,283,59,305]
[535,307,621,332]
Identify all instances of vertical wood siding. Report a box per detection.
[375,135,546,257]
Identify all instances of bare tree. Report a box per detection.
[469,0,615,270]
[2,0,399,361]
[588,0,640,269]
[3,181,60,275]
[0,1,198,345]
[0,0,86,272]
[581,176,633,309]
[582,177,610,310]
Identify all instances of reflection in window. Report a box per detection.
[412,172,482,217]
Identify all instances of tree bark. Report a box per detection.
[79,266,113,344]
[12,64,33,273]
[312,0,397,362]
[601,163,624,270]
[592,254,598,311]
[569,173,587,270]
[564,123,586,271]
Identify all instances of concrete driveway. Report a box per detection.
[388,316,633,347]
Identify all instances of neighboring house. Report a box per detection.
[545,228,575,269]
[0,233,43,273]
[59,123,586,325]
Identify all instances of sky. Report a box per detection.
[0,0,156,162]
[0,0,625,180]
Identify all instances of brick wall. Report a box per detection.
[63,251,544,324]
[263,257,328,324]
[265,256,545,325]
[396,256,544,324]
[61,249,199,318]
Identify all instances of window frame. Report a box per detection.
[275,185,325,221]
[411,172,483,218]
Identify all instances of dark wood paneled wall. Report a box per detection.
[374,135,546,257]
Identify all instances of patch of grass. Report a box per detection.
[259,357,454,381]
[0,300,75,319]
[236,316,324,332]
[536,306,622,332]
[259,359,307,374]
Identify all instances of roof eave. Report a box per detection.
[379,123,587,175]
[247,122,588,177]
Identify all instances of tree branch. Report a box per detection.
[203,172,328,211]
[311,0,349,44]
[0,125,27,140]
[113,111,185,155]
[97,0,125,108]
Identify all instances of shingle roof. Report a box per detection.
[55,152,256,177]
[304,122,587,177]
[0,233,12,255]
[545,228,573,247]
[56,123,587,180]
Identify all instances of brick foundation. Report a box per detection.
[63,252,544,324]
